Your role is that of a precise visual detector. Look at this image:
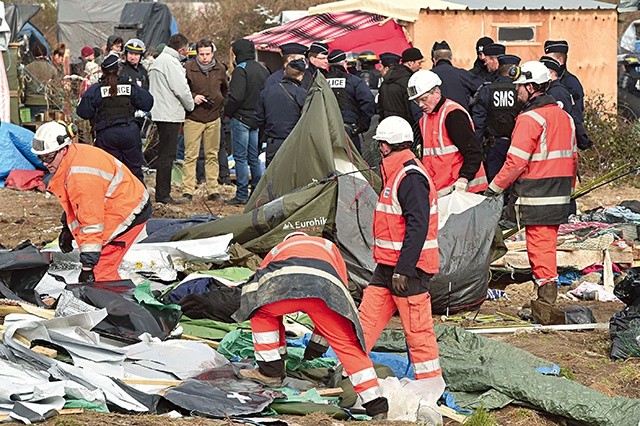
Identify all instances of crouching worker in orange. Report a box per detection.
[31,121,152,283]
[233,232,389,420]
[359,116,443,385]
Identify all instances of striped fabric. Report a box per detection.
[246,11,386,51]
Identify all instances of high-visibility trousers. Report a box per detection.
[250,298,383,405]
[525,224,560,286]
[359,286,442,380]
[93,222,147,281]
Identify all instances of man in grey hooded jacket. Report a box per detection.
[149,33,195,204]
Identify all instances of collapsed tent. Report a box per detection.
[174,75,380,296]
[0,123,42,187]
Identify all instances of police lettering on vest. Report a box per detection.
[100,84,132,98]
[326,78,347,89]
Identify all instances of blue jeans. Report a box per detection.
[231,118,261,200]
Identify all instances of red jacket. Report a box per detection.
[420,99,488,196]
[488,95,577,225]
[373,149,439,274]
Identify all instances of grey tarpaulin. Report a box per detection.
[438,326,640,425]
[163,379,276,418]
[428,193,503,314]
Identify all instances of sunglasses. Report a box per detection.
[38,151,58,164]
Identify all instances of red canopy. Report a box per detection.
[247,10,410,56]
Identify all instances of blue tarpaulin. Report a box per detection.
[0,123,42,187]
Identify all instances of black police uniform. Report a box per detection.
[120,61,149,90]
[471,75,521,182]
[546,79,592,150]
[432,59,484,111]
[325,65,376,153]
[77,80,154,182]
[359,64,382,90]
[256,75,306,166]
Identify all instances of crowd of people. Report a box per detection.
[28,31,594,418]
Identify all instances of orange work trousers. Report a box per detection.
[251,297,383,404]
[93,222,147,281]
[525,224,560,286]
[359,286,441,380]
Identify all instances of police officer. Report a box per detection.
[262,42,308,91]
[482,43,506,82]
[325,49,376,153]
[358,51,382,90]
[305,42,329,86]
[543,40,592,149]
[540,56,593,151]
[379,52,401,79]
[430,40,484,111]
[470,36,494,82]
[120,39,149,90]
[256,59,307,166]
[77,53,154,183]
[471,54,522,182]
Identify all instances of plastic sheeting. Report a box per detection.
[0,123,40,187]
[0,241,50,304]
[428,192,503,314]
[438,326,640,426]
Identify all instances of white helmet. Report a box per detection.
[31,122,73,155]
[373,116,413,145]
[407,70,442,100]
[513,61,551,85]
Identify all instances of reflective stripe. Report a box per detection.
[508,146,532,161]
[375,202,402,215]
[357,386,382,404]
[68,220,79,231]
[80,224,104,234]
[252,330,280,345]
[535,277,558,286]
[105,160,125,198]
[374,238,438,250]
[270,239,334,259]
[530,149,575,162]
[468,175,488,188]
[422,145,458,156]
[107,190,149,241]
[516,195,571,206]
[310,333,328,346]
[254,348,281,362]
[350,367,377,386]
[437,100,472,148]
[80,244,102,252]
[413,358,441,375]
[437,185,453,197]
[68,165,114,181]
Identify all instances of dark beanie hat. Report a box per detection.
[401,47,423,63]
[287,58,306,72]
[328,49,346,64]
[476,36,494,53]
[544,40,569,54]
[540,55,563,74]
[483,43,506,56]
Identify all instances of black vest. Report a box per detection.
[325,66,360,125]
[359,68,381,90]
[486,82,521,138]
[96,84,134,131]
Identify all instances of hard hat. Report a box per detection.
[373,116,413,145]
[359,51,378,62]
[512,60,551,85]
[124,38,145,54]
[407,70,442,100]
[188,44,197,59]
[345,51,359,64]
[31,121,74,155]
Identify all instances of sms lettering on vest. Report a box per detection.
[492,88,515,108]
[100,84,133,97]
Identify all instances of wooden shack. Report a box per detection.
[309,0,618,103]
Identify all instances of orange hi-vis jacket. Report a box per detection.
[420,99,488,196]
[488,96,577,226]
[47,143,149,263]
[373,149,439,274]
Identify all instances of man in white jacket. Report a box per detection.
[149,33,194,204]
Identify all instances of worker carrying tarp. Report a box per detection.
[232,232,389,420]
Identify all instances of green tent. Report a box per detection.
[173,74,381,298]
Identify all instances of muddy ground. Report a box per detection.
[1,178,640,425]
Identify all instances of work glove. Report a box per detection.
[453,177,468,192]
[483,188,499,197]
[392,273,408,294]
[58,226,74,253]
[78,266,95,284]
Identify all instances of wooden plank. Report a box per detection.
[32,346,57,358]
[438,405,468,424]
[57,408,84,415]
[301,387,343,397]
[121,378,183,387]
[19,303,55,319]
[180,334,219,349]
